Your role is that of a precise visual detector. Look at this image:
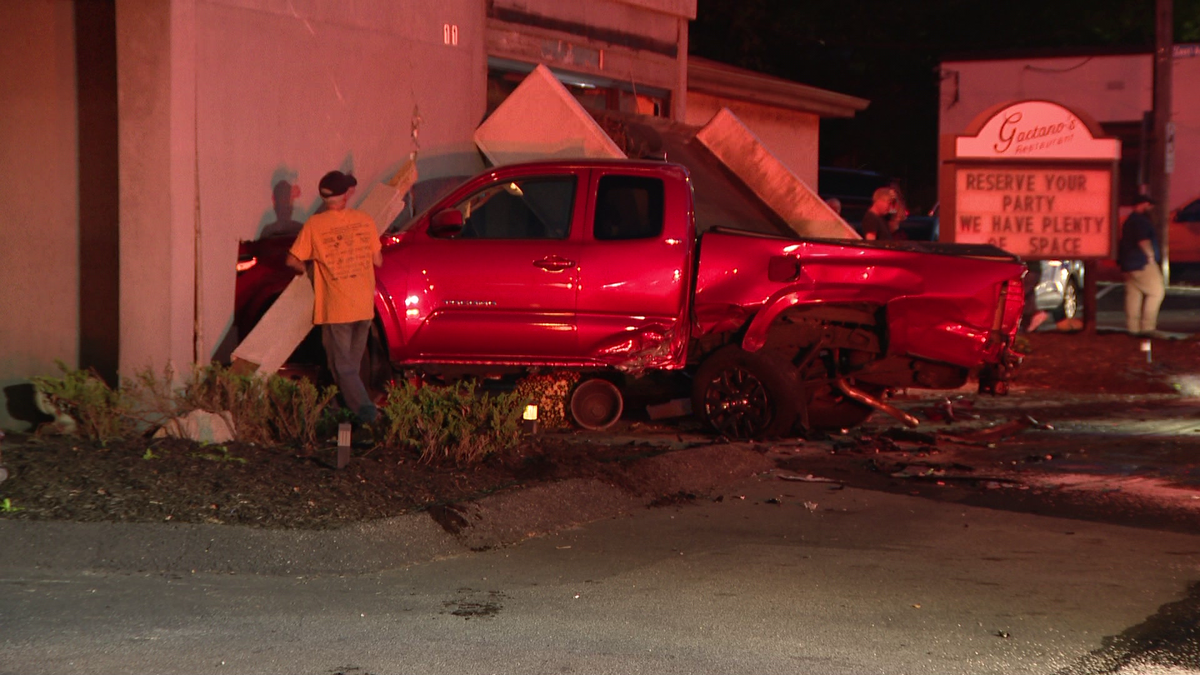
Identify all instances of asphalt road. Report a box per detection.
[4,473,1200,675]
[1091,281,1200,334]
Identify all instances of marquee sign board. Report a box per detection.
[941,100,1120,260]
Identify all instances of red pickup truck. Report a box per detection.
[236,159,1027,438]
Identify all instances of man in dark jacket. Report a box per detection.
[1118,195,1164,336]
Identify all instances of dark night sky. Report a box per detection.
[688,0,1200,209]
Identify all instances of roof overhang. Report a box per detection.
[687,57,869,119]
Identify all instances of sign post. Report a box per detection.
[940,100,1121,332]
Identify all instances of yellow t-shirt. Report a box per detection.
[288,208,380,324]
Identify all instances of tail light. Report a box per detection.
[993,278,1025,336]
[236,256,258,273]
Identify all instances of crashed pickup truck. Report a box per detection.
[237,159,1026,438]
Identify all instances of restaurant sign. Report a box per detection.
[943,100,1120,260]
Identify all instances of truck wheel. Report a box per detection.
[569,378,624,430]
[692,346,798,439]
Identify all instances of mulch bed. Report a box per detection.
[1,330,1196,530]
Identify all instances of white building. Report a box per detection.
[0,0,865,430]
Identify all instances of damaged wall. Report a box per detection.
[118,0,489,377]
[686,93,821,189]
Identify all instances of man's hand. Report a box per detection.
[286,253,307,275]
[1139,240,1156,268]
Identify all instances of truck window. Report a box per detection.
[594,175,664,241]
[454,176,575,239]
[1178,198,1200,223]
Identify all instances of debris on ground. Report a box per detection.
[778,473,840,484]
[942,417,1034,443]
[880,428,939,445]
[153,410,237,443]
[922,396,980,422]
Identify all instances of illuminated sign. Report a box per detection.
[953,167,1111,257]
[943,100,1119,260]
[956,101,1120,161]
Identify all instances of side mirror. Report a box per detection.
[429,209,465,237]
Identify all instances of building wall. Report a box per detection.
[1,0,82,430]
[939,52,1200,216]
[118,0,490,380]
[685,92,822,189]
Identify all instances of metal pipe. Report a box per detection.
[834,379,920,428]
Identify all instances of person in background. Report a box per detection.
[862,186,900,241]
[286,170,383,425]
[1118,194,1165,337]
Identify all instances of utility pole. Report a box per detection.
[1151,0,1173,283]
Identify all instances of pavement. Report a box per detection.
[1083,281,1200,334]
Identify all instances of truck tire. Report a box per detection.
[692,345,798,439]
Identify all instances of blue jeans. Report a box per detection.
[321,320,377,423]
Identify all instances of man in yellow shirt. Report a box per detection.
[287,170,383,424]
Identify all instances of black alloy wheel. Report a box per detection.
[692,345,798,440]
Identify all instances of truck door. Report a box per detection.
[575,169,694,367]
[404,173,582,359]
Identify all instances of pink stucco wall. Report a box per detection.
[0,0,81,430]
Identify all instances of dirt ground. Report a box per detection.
[1,329,1197,531]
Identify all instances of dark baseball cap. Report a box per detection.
[1133,194,1155,206]
[318,170,357,197]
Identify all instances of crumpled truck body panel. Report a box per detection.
[693,230,1026,372]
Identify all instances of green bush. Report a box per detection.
[177,365,274,445]
[378,380,525,466]
[31,361,135,445]
[33,362,341,451]
[265,376,338,450]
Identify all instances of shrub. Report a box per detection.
[177,365,274,445]
[265,376,338,451]
[33,361,342,451]
[378,380,524,466]
[31,361,135,445]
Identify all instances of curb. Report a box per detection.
[0,444,775,576]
